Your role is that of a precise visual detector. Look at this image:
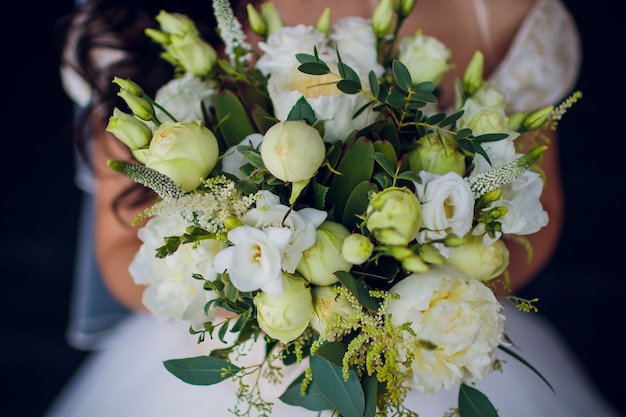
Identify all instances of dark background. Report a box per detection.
[3,1,623,416]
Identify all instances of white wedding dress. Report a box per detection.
[46,0,623,416]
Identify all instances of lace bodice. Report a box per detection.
[488,0,582,112]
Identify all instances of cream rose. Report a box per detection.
[145,120,219,192]
[446,234,510,281]
[398,31,453,86]
[386,265,505,393]
[310,285,358,340]
[365,186,423,246]
[153,72,218,124]
[254,273,313,343]
[297,221,352,286]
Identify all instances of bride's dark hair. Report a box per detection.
[55,0,252,213]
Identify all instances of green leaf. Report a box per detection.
[369,71,380,98]
[410,89,438,104]
[337,79,362,94]
[215,90,257,148]
[338,62,361,83]
[373,151,396,178]
[473,133,509,143]
[386,87,408,108]
[342,180,378,228]
[279,373,334,411]
[287,96,317,125]
[315,341,347,367]
[361,374,378,417]
[298,62,330,75]
[326,137,375,222]
[310,355,365,417]
[392,60,413,91]
[498,344,555,393]
[439,110,464,127]
[295,53,318,64]
[458,384,499,417]
[335,270,380,310]
[251,103,277,134]
[163,356,240,386]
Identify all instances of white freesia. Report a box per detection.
[242,191,327,273]
[386,265,505,393]
[256,24,331,75]
[153,72,218,125]
[329,17,384,77]
[221,133,263,179]
[129,214,225,330]
[414,171,474,246]
[212,225,291,296]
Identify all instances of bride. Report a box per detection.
[48,0,622,416]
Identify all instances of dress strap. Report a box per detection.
[472,0,496,62]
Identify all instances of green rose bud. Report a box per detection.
[395,0,417,17]
[254,273,313,344]
[260,121,326,183]
[297,221,352,286]
[310,286,358,340]
[315,7,331,36]
[341,233,374,265]
[463,51,484,95]
[117,89,155,122]
[446,234,510,281]
[155,10,199,37]
[166,32,217,76]
[246,4,267,37]
[372,0,394,38]
[507,111,527,131]
[408,132,466,176]
[145,120,219,192]
[388,246,429,273]
[365,187,422,246]
[398,29,454,86]
[522,105,554,131]
[106,108,152,151]
[112,77,145,97]
[261,2,284,36]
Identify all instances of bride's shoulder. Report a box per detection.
[490,0,582,111]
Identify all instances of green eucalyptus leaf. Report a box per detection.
[439,110,465,127]
[458,384,499,417]
[410,89,438,103]
[215,90,257,148]
[455,128,473,140]
[279,373,334,411]
[339,62,361,83]
[287,96,317,125]
[337,79,362,94]
[473,133,509,143]
[310,355,365,417]
[315,341,348,367]
[298,62,331,75]
[342,180,377,228]
[392,60,413,91]
[334,270,380,310]
[386,87,408,108]
[369,71,380,98]
[251,103,277,134]
[362,374,378,417]
[327,138,375,221]
[296,53,318,64]
[163,356,240,386]
[373,151,396,178]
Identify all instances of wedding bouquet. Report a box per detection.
[106,0,580,415]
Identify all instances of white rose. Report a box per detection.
[243,197,327,273]
[329,17,384,77]
[386,265,505,393]
[414,171,474,244]
[310,285,358,340]
[398,31,453,86]
[129,214,225,330]
[153,72,218,125]
[256,24,331,76]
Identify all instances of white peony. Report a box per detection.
[329,17,384,77]
[386,265,505,393]
[129,214,225,330]
[414,171,474,245]
[256,24,330,76]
